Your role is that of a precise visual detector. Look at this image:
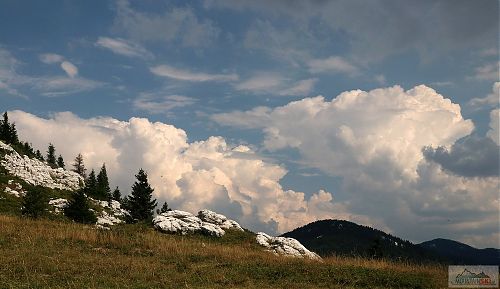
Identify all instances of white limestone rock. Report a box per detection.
[4,186,24,197]
[256,232,322,260]
[198,209,244,231]
[0,141,84,191]
[153,209,243,237]
[49,198,68,214]
[96,211,124,229]
[92,199,127,229]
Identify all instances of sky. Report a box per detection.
[0,0,499,248]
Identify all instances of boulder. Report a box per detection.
[153,209,243,237]
[256,232,322,260]
[198,209,244,231]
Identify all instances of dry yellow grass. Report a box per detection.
[0,215,448,288]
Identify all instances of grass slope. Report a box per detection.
[0,215,447,289]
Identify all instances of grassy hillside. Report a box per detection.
[0,215,447,289]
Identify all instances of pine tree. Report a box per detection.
[0,111,18,144]
[96,164,111,200]
[64,188,97,224]
[57,155,65,168]
[112,186,121,202]
[46,143,56,166]
[35,150,44,161]
[21,187,48,219]
[156,201,171,215]
[125,169,157,223]
[0,112,10,142]
[72,153,86,178]
[85,169,97,198]
[9,123,18,144]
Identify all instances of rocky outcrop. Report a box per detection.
[49,198,68,214]
[197,209,244,231]
[256,232,322,260]
[3,180,25,197]
[0,141,83,191]
[46,197,127,229]
[94,199,128,229]
[153,209,243,237]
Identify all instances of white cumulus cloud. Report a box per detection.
[213,85,499,248]
[468,82,499,109]
[8,110,365,234]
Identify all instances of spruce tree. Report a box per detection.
[0,112,10,142]
[125,169,157,223]
[9,123,18,144]
[156,201,171,215]
[112,186,121,202]
[64,188,97,224]
[72,153,86,178]
[46,143,57,166]
[57,155,65,168]
[86,169,97,198]
[35,150,44,161]
[96,164,111,200]
[21,187,48,219]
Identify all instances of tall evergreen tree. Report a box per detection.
[35,150,44,161]
[46,143,57,166]
[125,169,157,223]
[0,111,18,144]
[112,186,121,202]
[72,153,86,178]
[9,123,18,144]
[96,164,111,200]
[21,187,48,219]
[0,112,10,142]
[64,188,97,224]
[85,169,97,198]
[57,155,65,168]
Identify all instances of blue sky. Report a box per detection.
[1,0,499,247]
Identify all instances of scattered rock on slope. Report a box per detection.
[0,141,83,191]
[256,232,322,260]
[153,209,243,237]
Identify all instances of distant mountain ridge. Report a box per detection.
[282,219,499,264]
[281,219,438,262]
[418,238,500,265]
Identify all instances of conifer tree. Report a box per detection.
[72,153,86,178]
[57,155,65,168]
[9,123,18,144]
[96,164,111,200]
[0,112,18,144]
[156,201,171,215]
[112,186,121,202]
[21,187,48,219]
[86,169,97,198]
[46,143,57,166]
[35,150,44,161]
[0,112,10,142]
[125,169,157,223]
[64,188,97,224]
